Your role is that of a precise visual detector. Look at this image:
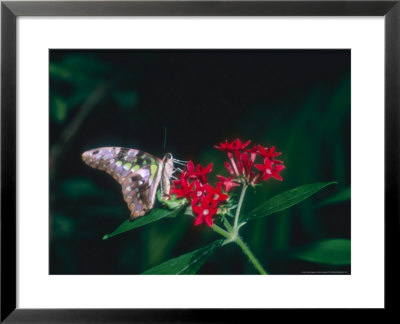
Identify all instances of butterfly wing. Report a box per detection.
[122,164,163,220]
[82,147,164,220]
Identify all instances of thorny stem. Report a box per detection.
[235,235,268,275]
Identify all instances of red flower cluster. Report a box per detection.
[171,139,284,226]
[215,139,285,185]
[170,161,229,227]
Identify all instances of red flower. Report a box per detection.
[203,183,229,207]
[191,180,207,205]
[239,151,257,184]
[187,160,213,184]
[224,161,235,176]
[215,139,251,152]
[255,157,285,181]
[244,145,258,163]
[170,172,195,200]
[170,160,231,227]
[257,145,282,158]
[216,175,239,192]
[192,196,218,227]
[216,138,285,186]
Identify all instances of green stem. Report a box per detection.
[211,224,231,240]
[234,183,248,230]
[222,216,234,232]
[235,235,268,275]
[212,182,267,274]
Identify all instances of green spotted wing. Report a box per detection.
[82,147,173,220]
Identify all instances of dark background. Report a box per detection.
[49,49,350,274]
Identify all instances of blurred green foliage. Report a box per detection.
[50,50,350,274]
[289,239,351,266]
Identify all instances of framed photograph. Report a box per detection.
[1,0,398,321]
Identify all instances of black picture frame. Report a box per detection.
[1,0,399,321]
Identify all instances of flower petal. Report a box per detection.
[194,215,204,226]
[204,214,213,227]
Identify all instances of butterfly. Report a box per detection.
[82,147,181,221]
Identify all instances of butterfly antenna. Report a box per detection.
[163,126,167,154]
[162,126,188,166]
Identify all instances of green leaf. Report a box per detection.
[50,92,68,123]
[102,206,185,240]
[142,239,224,274]
[317,187,351,207]
[49,62,72,80]
[51,213,76,238]
[289,239,351,265]
[53,98,67,122]
[241,181,337,222]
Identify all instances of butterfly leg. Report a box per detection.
[172,159,188,166]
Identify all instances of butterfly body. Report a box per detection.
[82,147,173,220]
